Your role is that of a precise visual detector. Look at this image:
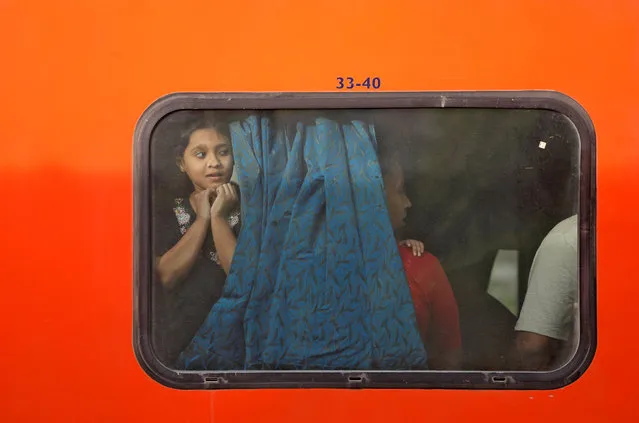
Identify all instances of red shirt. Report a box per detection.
[399,245,462,355]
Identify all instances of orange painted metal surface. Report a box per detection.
[1,0,638,421]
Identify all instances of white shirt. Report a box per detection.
[515,215,578,342]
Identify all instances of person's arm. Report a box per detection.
[512,218,578,370]
[425,258,462,370]
[156,188,213,290]
[210,183,239,274]
[156,218,209,289]
[511,331,561,370]
[211,217,237,274]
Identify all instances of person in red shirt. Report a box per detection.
[380,149,463,369]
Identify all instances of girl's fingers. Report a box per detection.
[399,239,425,256]
[223,184,233,199]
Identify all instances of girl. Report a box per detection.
[379,145,462,370]
[152,112,240,367]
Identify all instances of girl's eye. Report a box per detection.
[194,151,205,158]
[218,149,229,156]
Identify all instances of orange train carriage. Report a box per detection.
[1,0,637,421]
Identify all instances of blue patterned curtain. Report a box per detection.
[176,115,428,370]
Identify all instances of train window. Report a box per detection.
[133,92,595,389]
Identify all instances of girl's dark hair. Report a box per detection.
[150,110,234,204]
[174,111,232,160]
[373,117,405,180]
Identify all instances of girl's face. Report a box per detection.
[179,128,234,192]
[383,161,412,231]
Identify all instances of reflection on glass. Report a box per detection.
[149,108,580,372]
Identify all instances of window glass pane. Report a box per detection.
[137,102,588,388]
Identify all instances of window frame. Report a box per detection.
[133,91,596,390]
